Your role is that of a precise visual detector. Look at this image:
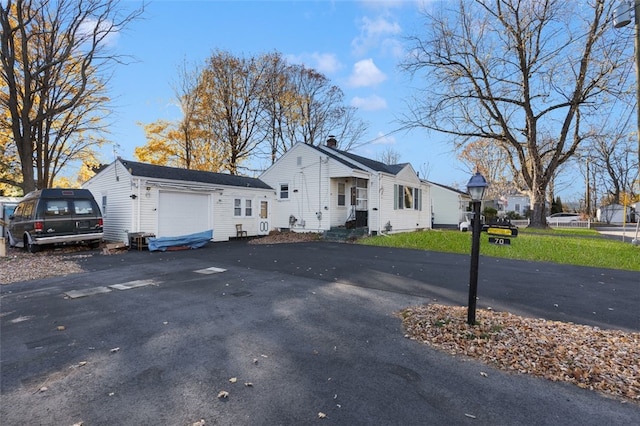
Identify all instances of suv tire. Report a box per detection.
[24,235,39,253]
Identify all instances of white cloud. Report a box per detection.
[286,52,342,75]
[347,58,387,87]
[351,94,387,111]
[371,131,396,145]
[352,15,401,56]
[78,18,119,48]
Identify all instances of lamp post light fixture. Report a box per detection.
[466,171,488,325]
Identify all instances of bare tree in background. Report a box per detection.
[276,63,367,154]
[0,0,143,193]
[137,59,229,172]
[589,132,638,205]
[457,138,517,200]
[138,50,368,172]
[199,50,270,175]
[376,146,401,165]
[400,0,632,227]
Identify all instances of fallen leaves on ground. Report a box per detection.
[0,247,88,284]
[398,304,640,403]
[248,230,320,245]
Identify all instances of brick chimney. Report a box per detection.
[326,135,337,148]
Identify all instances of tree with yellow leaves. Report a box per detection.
[137,50,368,175]
[0,0,143,194]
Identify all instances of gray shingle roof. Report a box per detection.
[426,180,468,196]
[310,144,406,175]
[119,159,273,190]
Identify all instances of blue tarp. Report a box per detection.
[148,229,213,252]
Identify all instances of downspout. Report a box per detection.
[378,174,382,235]
[319,156,322,231]
[137,178,142,232]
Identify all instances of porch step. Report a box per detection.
[322,227,368,242]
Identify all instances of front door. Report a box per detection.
[353,178,368,227]
[258,200,270,235]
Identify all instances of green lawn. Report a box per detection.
[359,228,640,271]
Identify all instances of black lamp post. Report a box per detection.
[466,171,488,325]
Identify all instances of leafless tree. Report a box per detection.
[400,0,632,227]
[276,63,367,153]
[199,50,270,175]
[376,146,402,165]
[589,132,638,204]
[0,0,143,193]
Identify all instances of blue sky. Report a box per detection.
[103,0,473,189]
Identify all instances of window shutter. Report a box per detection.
[394,185,398,210]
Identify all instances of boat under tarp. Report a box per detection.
[148,229,213,252]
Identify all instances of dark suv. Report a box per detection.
[7,189,103,252]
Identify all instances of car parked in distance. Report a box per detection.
[7,188,103,253]
[546,212,580,224]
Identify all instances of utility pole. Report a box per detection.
[614,0,640,189]
[586,157,591,218]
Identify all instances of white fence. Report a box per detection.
[547,220,591,228]
[508,219,592,228]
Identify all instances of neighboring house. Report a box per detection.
[259,138,432,235]
[82,159,275,244]
[597,203,636,224]
[427,181,471,228]
[497,193,530,217]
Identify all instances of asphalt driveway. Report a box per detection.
[1,241,638,425]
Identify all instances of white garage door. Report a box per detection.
[158,191,211,237]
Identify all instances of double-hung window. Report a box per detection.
[394,184,422,210]
[279,183,289,200]
[234,198,253,217]
[337,183,346,206]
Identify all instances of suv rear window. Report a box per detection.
[74,200,97,215]
[45,200,71,216]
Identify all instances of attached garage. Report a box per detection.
[158,191,211,237]
[83,159,275,244]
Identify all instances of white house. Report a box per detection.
[497,193,530,217]
[259,139,431,235]
[82,159,275,244]
[427,181,471,228]
[597,203,636,224]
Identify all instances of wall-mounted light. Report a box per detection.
[130,194,137,200]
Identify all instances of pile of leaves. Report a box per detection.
[0,248,87,285]
[398,304,639,403]
[248,230,320,245]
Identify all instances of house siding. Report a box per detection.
[261,142,433,235]
[83,161,134,244]
[382,170,430,233]
[261,144,352,232]
[429,183,468,227]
